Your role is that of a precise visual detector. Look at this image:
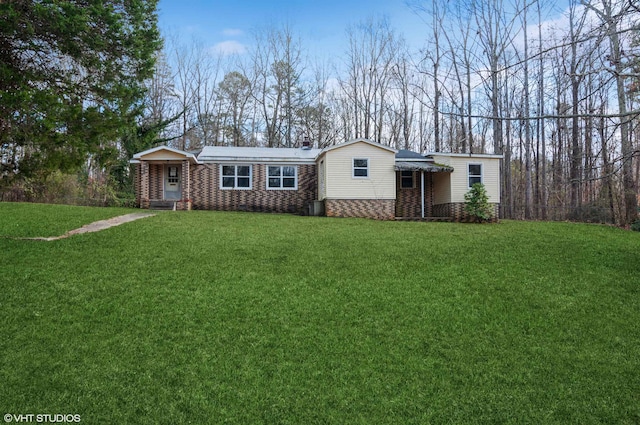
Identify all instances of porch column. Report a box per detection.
[140,161,150,207]
[421,171,425,219]
[181,160,191,210]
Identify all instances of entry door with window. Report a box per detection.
[164,165,182,200]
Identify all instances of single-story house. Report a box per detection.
[130,138,502,221]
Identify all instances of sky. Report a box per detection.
[156,0,432,61]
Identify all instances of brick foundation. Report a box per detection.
[433,202,500,222]
[325,199,395,220]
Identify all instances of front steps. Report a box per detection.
[149,200,176,211]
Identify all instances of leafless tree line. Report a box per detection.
[144,0,639,225]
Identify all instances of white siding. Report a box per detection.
[432,172,451,205]
[431,154,501,203]
[322,142,396,200]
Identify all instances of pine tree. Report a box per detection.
[0,0,161,185]
[464,183,493,223]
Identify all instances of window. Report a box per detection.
[221,165,251,189]
[167,166,179,183]
[267,166,297,189]
[468,163,483,188]
[401,171,414,189]
[353,158,369,178]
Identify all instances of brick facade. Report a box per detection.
[135,162,152,209]
[394,172,433,218]
[148,164,163,200]
[432,202,500,223]
[190,163,317,214]
[325,199,395,220]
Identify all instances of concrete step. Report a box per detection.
[149,201,175,211]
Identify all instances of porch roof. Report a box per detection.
[395,161,454,173]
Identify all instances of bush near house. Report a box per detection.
[1,204,639,424]
[464,182,494,222]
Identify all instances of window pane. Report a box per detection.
[222,177,234,187]
[354,168,368,177]
[222,166,235,176]
[268,177,281,188]
[237,166,250,176]
[401,171,412,177]
[268,167,281,177]
[283,178,295,188]
[237,177,250,188]
[401,177,413,188]
[283,166,295,177]
[469,164,482,175]
[469,176,482,186]
[354,159,368,168]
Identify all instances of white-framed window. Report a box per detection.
[468,163,483,188]
[353,158,369,178]
[401,171,414,189]
[221,164,252,189]
[267,165,298,190]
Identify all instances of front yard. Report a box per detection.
[1,203,638,424]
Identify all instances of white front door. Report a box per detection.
[164,165,181,200]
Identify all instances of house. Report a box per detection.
[130,138,502,221]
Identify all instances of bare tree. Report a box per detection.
[169,36,196,151]
[583,0,639,225]
[251,24,307,147]
[190,47,223,147]
[341,17,400,144]
[218,71,252,146]
[144,50,179,142]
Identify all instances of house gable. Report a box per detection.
[132,146,198,163]
[318,139,396,201]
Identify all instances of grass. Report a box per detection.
[0,202,138,238]
[0,202,639,424]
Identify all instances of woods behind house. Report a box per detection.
[1,0,639,225]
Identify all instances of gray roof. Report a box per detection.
[396,149,427,160]
[198,146,321,162]
[395,161,454,172]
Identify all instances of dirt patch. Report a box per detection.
[24,212,156,241]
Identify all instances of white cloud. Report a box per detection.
[211,40,247,56]
[222,28,244,37]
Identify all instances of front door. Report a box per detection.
[164,165,181,200]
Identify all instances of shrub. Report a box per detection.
[631,220,640,232]
[464,183,493,223]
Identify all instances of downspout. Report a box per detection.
[421,171,425,219]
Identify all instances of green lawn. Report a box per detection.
[1,203,639,424]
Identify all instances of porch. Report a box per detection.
[394,160,453,220]
[135,160,193,211]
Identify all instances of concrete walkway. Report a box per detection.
[26,212,155,241]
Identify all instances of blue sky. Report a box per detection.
[157,0,431,60]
